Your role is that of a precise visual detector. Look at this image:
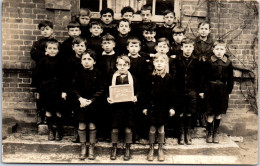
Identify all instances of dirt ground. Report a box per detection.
[237,134,258,165]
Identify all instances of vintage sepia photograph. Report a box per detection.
[1,0,258,164]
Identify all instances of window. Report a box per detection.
[78,0,181,22]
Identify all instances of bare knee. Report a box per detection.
[125,127,132,134]
[89,123,96,130]
[158,125,164,133]
[79,122,86,130]
[149,125,156,133]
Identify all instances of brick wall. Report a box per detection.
[2,0,258,131]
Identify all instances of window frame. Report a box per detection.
[75,0,181,23]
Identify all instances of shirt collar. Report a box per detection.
[195,36,214,44]
[128,53,141,58]
[211,55,227,63]
[164,23,175,28]
[102,51,115,56]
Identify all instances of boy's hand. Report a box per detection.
[169,109,175,117]
[143,109,148,115]
[199,93,204,99]
[79,97,88,108]
[61,92,67,100]
[150,54,155,58]
[132,96,137,103]
[34,93,40,99]
[107,97,114,104]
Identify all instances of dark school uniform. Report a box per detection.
[115,34,130,55]
[59,37,75,61]
[86,35,102,57]
[204,55,234,115]
[37,55,63,113]
[71,67,104,123]
[80,24,91,39]
[170,54,202,115]
[193,36,214,61]
[156,23,176,43]
[170,42,182,57]
[101,22,117,37]
[110,74,136,129]
[132,21,157,42]
[143,73,175,126]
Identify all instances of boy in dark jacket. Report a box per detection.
[170,26,186,59]
[72,49,104,160]
[171,38,203,145]
[77,8,92,38]
[100,8,117,37]
[156,10,176,43]
[143,54,175,161]
[107,55,137,161]
[37,39,63,141]
[86,21,103,56]
[203,40,234,143]
[115,19,131,55]
[30,20,55,124]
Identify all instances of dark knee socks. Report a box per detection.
[89,129,96,144]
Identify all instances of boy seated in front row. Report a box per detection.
[61,37,88,143]
[203,40,234,144]
[115,18,131,55]
[87,21,103,56]
[170,38,203,145]
[30,20,55,124]
[107,55,137,161]
[95,33,117,141]
[156,9,176,43]
[71,49,104,160]
[37,39,63,141]
[100,8,117,37]
[170,26,186,59]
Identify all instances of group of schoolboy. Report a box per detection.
[30,4,234,162]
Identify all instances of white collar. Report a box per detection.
[128,53,141,58]
[102,51,115,56]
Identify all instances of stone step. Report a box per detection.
[2,131,240,164]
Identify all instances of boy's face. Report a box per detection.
[45,43,59,57]
[173,33,185,44]
[164,13,175,26]
[40,26,53,38]
[101,40,115,53]
[127,42,141,55]
[143,30,156,41]
[181,43,194,58]
[116,59,130,74]
[198,24,211,38]
[118,21,131,35]
[81,53,96,70]
[90,25,103,36]
[79,16,90,26]
[122,12,134,23]
[155,42,169,54]
[153,56,166,71]
[68,27,81,38]
[141,10,152,22]
[101,13,113,25]
[213,45,226,59]
[72,41,87,56]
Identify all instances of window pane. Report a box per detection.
[155,0,174,15]
[80,0,100,12]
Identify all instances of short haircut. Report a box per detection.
[143,23,156,31]
[79,8,91,17]
[121,6,135,16]
[100,8,114,17]
[117,18,130,28]
[213,40,227,48]
[163,9,175,17]
[141,4,152,12]
[72,36,87,46]
[89,21,103,29]
[67,21,81,29]
[157,37,170,47]
[101,33,115,42]
[81,49,96,61]
[45,38,59,48]
[181,38,194,45]
[38,20,53,29]
[127,37,141,46]
[153,53,169,63]
[116,55,130,65]
[172,26,185,34]
[198,21,211,29]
